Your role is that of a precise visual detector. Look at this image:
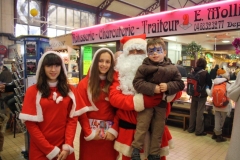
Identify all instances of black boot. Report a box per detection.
[216,134,227,142]
[212,133,217,139]
[131,148,141,160]
[148,154,160,160]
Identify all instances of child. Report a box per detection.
[131,38,184,160]
[206,68,232,142]
[19,51,88,160]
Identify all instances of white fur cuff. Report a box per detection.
[133,94,144,112]
[163,93,175,102]
[62,144,74,154]
[107,128,118,138]
[46,146,60,159]
[84,130,96,141]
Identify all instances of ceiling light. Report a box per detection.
[107,43,115,46]
[98,44,106,47]
[222,40,230,43]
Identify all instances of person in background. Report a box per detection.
[72,65,77,72]
[225,69,240,160]
[131,38,184,160]
[206,68,232,142]
[176,60,187,77]
[76,48,118,160]
[0,66,12,83]
[19,51,88,160]
[109,34,182,160]
[188,58,212,136]
[210,64,219,80]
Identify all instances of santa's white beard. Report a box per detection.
[115,54,146,95]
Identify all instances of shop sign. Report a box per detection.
[72,0,240,45]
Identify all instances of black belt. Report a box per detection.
[119,119,136,129]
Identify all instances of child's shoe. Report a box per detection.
[131,148,141,160]
[147,154,160,160]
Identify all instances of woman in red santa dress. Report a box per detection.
[109,34,182,160]
[19,51,88,160]
[76,48,119,160]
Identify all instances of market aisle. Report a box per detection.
[1,123,229,160]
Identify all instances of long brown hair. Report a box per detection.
[89,49,114,101]
[37,53,69,97]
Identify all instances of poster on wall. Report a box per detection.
[83,46,92,75]
[26,59,37,75]
[26,41,36,57]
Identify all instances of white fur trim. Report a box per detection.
[163,93,176,102]
[87,87,99,111]
[84,130,96,141]
[62,144,74,155]
[35,91,44,121]
[56,96,63,104]
[160,146,169,157]
[123,38,147,56]
[114,141,132,157]
[53,92,57,100]
[36,51,67,80]
[68,91,77,118]
[133,94,144,112]
[107,128,118,138]
[19,113,41,123]
[46,146,60,159]
[73,106,91,117]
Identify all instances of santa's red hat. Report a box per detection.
[120,34,147,55]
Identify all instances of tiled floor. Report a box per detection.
[0,123,229,160]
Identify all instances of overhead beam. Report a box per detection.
[137,1,159,16]
[117,0,146,11]
[96,0,115,24]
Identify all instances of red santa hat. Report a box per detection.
[120,34,147,55]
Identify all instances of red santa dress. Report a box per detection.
[109,72,181,160]
[77,74,119,160]
[19,83,86,160]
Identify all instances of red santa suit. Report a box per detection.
[19,51,87,160]
[109,34,182,160]
[76,48,118,160]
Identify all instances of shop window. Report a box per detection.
[16,0,41,26]
[15,24,28,37]
[67,9,74,27]
[88,13,95,27]
[74,10,80,28]
[15,24,40,37]
[57,6,65,26]
[57,29,65,36]
[81,12,89,28]
[48,4,57,25]
[47,28,56,37]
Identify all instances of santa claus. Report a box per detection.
[109,34,182,160]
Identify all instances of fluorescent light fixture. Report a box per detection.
[98,44,106,47]
[107,43,115,46]
[222,40,230,43]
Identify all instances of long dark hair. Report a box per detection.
[89,49,114,101]
[37,53,69,97]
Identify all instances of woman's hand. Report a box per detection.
[57,150,69,160]
[92,129,102,140]
[104,132,115,141]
